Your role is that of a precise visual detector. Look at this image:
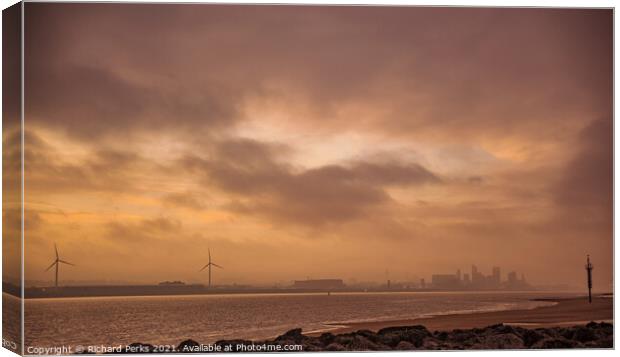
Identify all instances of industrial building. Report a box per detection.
[292,279,345,290]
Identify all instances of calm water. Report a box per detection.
[19,291,576,349]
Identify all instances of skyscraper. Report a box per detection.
[492,266,501,286]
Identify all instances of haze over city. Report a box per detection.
[4,4,611,289]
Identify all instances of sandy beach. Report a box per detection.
[122,295,613,351]
[322,295,613,334]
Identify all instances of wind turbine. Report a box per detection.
[199,249,223,288]
[45,243,75,288]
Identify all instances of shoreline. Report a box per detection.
[313,295,612,335]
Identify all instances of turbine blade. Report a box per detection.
[55,243,59,260]
[59,260,75,266]
[212,263,223,269]
[199,264,209,272]
[208,248,211,263]
[45,261,57,272]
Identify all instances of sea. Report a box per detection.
[4,291,581,350]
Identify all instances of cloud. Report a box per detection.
[24,4,612,147]
[184,138,440,226]
[162,192,207,211]
[23,131,155,194]
[105,217,182,243]
[553,118,612,210]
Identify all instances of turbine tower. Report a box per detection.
[199,249,223,288]
[45,243,75,288]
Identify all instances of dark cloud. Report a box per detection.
[106,217,182,243]
[24,4,612,144]
[162,192,207,211]
[24,4,244,141]
[184,139,440,226]
[554,118,612,211]
[24,132,149,194]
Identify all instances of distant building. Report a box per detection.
[293,279,345,290]
[492,267,501,286]
[426,265,528,291]
[431,274,460,289]
[463,273,470,284]
[420,278,426,289]
[471,265,484,285]
[507,271,518,284]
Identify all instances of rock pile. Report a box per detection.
[210,322,613,351]
[105,322,612,353]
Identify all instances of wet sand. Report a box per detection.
[322,296,613,334]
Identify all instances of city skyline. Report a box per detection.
[19,260,589,292]
[5,4,612,288]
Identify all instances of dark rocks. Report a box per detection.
[118,321,613,353]
[522,329,544,347]
[377,325,430,347]
[483,333,524,349]
[572,326,597,342]
[395,341,415,350]
[318,332,335,345]
[325,343,346,351]
[349,335,380,350]
[533,337,583,349]
[275,328,304,344]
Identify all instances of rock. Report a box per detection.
[276,328,304,344]
[485,324,519,336]
[325,343,346,351]
[355,329,381,343]
[349,335,380,350]
[434,331,449,341]
[374,326,430,347]
[318,332,335,345]
[522,329,544,347]
[533,338,583,349]
[483,333,524,349]
[334,334,354,346]
[450,330,475,343]
[395,341,415,350]
[120,322,615,353]
[301,342,322,352]
[592,336,613,348]
[572,326,597,342]
[588,321,613,337]
[377,325,429,335]
[422,338,440,350]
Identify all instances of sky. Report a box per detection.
[10,4,612,288]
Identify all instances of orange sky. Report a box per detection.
[10,4,613,288]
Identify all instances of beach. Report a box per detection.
[110,295,614,351]
[322,295,612,333]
